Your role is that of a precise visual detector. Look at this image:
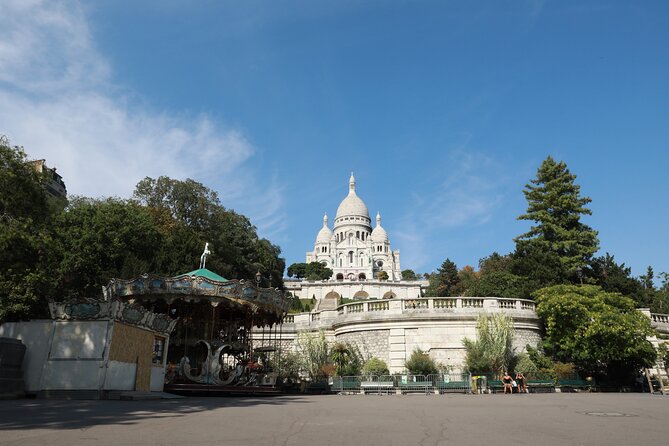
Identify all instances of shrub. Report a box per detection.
[362,358,389,376]
[405,349,438,376]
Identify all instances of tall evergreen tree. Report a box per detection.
[426,258,460,297]
[515,156,599,280]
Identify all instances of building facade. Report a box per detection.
[306,173,401,281]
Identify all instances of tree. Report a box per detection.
[53,197,163,299]
[465,271,528,299]
[515,156,599,281]
[588,254,644,302]
[0,137,62,321]
[376,270,389,281]
[361,358,389,376]
[462,313,515,377]
[405,349,438,376]
[134,176,285,287]
[287,263,308,279]
[401,269,417,281]
[304,262,333,281]
[294,330,331,381]
[534,284,657,381]
[330,342,362,376]
[425,259,460,297]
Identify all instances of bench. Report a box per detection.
[361,381,395,395]
[436,381,470,394]
[332,379,361,394]
[487,380,504,393]
[399,381,431,395]
[558,379,592,392]
[526,380,555,393]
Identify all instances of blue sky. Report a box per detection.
[1,0,667,278]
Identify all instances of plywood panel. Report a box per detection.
[108,323,154,392]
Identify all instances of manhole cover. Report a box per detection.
[585,412,637,417]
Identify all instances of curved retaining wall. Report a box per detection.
[256,297,542,374]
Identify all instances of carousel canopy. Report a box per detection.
[175,268,228,282]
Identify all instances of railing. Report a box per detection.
[462,299,484,308]
[498,299,516,309]
[434,299,457,309]
[368,301,389,311]
[651,313,669,324]
[281,297,538,328]
[404,299,429,309]
[521,301,536,311]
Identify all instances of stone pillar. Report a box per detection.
[388,328,406,373]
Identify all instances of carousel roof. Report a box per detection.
[102,270,289,318]
[175,268,227,282]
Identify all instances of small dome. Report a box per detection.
[316,213,332,243]
[335,173,370,220]
[371,212,388,242]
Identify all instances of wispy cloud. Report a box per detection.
[0,0,284,236]
[394,149,508,270]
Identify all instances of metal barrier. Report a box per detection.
[331,374,475,395]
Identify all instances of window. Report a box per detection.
[153,337,165,364]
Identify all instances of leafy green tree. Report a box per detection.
[304,262,333,281]
[462,313,515,377]
[287,263,308,279]
[425,259,460,297]
[534,284,657,381]
[294,330,331,381]
[465,271,528,298]
[134,176,285,287]
[361,358,389,376]
[588,254,644,302]
[53,197,163,299]
[455,266,478,296]
[330,342,362,376]
[376,270,389,281]
[0,137,62,321]
[515,156,599,282]
[401,269,417,281]
[405,349,439,376]
[479,252,513,275]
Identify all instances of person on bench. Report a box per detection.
[503,371,513,394]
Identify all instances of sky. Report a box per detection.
[1,0,667,278]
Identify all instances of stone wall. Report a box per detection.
[336,330,390,364]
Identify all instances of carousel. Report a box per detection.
[102,244,290,395]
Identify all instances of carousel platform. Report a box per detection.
[164,383,283,397]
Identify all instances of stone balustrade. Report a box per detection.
[650,312,669,335]
[281,297,538,329]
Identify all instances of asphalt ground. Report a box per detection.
[1,393,668,446]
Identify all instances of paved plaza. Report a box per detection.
[1,393,668,446]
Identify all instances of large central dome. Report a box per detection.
[335,173,370,220]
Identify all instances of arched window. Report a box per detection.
[348,251,354,264]
[356,231,360,239]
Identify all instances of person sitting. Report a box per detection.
[502,371,513,394]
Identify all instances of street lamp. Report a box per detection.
[255,271,262,287]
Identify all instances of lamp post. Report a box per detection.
[255,271,262,287]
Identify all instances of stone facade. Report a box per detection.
[257,297,544,374]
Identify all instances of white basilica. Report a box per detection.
[306,173,401,281]
[286,174,424,304]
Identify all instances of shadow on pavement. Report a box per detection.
[0,395,312,431]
